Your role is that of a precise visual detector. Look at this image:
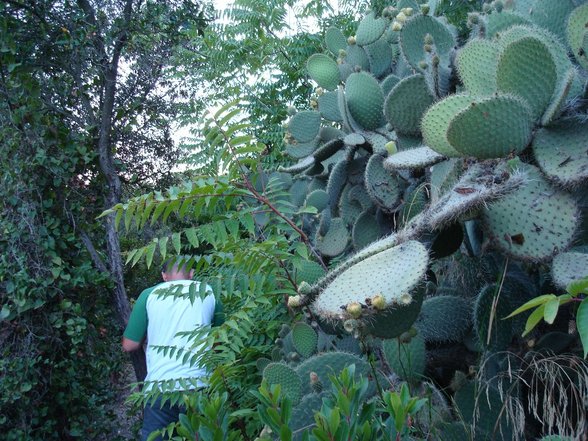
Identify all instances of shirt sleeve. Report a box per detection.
[123,287,154,342]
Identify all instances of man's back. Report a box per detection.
[144,280,215,389]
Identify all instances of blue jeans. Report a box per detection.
[141,396,186,441]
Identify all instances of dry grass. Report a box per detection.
[477,351,588,440]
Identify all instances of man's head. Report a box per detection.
[161,258,194,282]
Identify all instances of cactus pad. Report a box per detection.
[295,260,326,285]
[496,37,556,120]
[263,362,302,404]
[356,11,389,46]
[305,189,329,212]
[312,240,428,319]
[421,94,473,157]
[365,154,402,211]
[551,251,588,290]
[292,322,318,358]
[352,210,381,249]
[485,10,530,38]
[381,73,401,96]
[316,217,349,257]
[483,164,579,261]
[529,0,575,42]
[567,3,588,70]
[473,284,513,351]
[307,54,341,91]
[415,295,472,342]
[289,111,321,143]
[384,74,435,135]
[344,72,385,130]
[399,15,456,70]
[345,44,370,71]
[533,119,588,188]
[427,162,525,231]
[318,91,343,122]
[365,37,395,78]
[383,146,445,170]
[295,352,369,395]
[446,94,533,159]
[286,139,318,159]
[382,333,426,382]
[456,39,498,96]
[325,27,347,56]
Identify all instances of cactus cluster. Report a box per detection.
[264,0,588,439]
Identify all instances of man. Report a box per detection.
[122,258,223,441]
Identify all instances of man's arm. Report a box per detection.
[122,336,143,352]
[121,286,153,352]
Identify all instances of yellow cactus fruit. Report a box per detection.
[385,140,398,155]
[346,302,362,318]
[399,293,413,305]
[396,11,407,23]
[372,294,386,310]
[343,319,358,333]
[347,36,356,45]
[392,21,403,31]
[288,295,302,308]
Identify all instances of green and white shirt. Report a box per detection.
[124,280,223,390]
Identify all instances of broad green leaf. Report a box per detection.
[159,236,169,262]
[179,198,193,218]
[162,199,181,223]
[125,248,138,265]
[185,228,199,248]
[145,241,157,269]
[568,277,588,296]
[114,207,124,231]
[131,246,145,267]
[140,199,156,229]
[577,298,588,358]
[522,304,546,337]
[505,294,556,319]
[124,201,136,231]
[543,298,560,324]
[172,232,181,254]
[151,201,168,225]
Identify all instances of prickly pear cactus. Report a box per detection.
[268,2,588,438]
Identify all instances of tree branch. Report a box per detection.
[79,230,109,273]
